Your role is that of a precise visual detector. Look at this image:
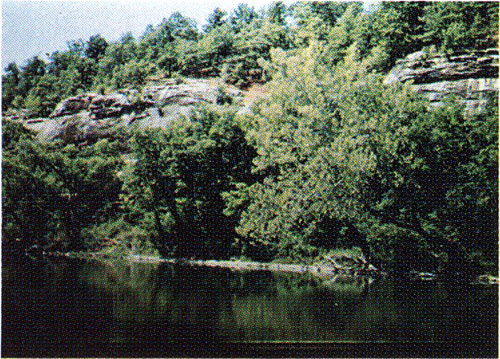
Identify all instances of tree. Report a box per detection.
[47,51,74,76]
[420,2,499,52]
[371,2,426,67]
[322,3,366,65]
[111,59,156,88]
[267,1,287,25]
[222,18,290,87]
[234,40,498,271]
[2,126,124,252]
[122,108,256,258]
[17,56,46,95]
[162,12,199,41]
[290,1,354,44]
[309,1,354,26]
[2,63,21,111]
[86,34,108,60]
[95,35,138,86]
[24,73,62,117]
[230,4,258,32]
[203,7,227,33]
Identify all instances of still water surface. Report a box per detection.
[2,256,497,356]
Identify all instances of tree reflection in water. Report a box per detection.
[4,256,495,357]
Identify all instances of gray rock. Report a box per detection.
[157,80,218,106]
[89,94,131,119]
[50,94,97,118]
[385,50,498,115]
[20,78,247,144]
[27,111,122,143]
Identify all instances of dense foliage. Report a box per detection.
[120,108,257,258]
[2,2,498,276]
[2,121,123,251]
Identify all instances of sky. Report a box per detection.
[1,0,299,70]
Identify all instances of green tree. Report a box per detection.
[2,63,21,111]
[23,73,62,117]
[2,121,124,252]
[122,108,256,258]
[222,18,290,87]
[111,59,156,88]
[16,56,46,100]
[162,12,199,41]
[203,7,227,33]
[420,2,499,51]
[86,34,109,60]
[267,1,287,25]
[235,41,498,272]
[370,2,427,68]
[230,3,258,32]
[290,1,354,45]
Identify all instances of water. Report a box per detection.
[2,255,498,357]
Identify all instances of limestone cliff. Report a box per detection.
[14,78,244,144]
[384,49,499,115]
[9,50,499,144]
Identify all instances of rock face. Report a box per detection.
[21,78,244,144]
[50,94,96,118]
[144,78,241,106]
[384,49,498,115]
[89,94,131,119]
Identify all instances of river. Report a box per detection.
[2,255,497,357]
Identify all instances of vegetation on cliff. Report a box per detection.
[2,2,498,276]
[3,2,497,117]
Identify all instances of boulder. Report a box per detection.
[28,111,126,144]
[385,51,498,85]
[157,80,218,106]
[22,78,247,144]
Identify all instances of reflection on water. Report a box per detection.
[2,256,498,356]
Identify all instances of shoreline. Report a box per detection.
[43,251,379,278]
[28,250,499,285]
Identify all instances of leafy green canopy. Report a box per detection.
[121,107,256,258]
[2,120,124,251]
[232,43,498,270]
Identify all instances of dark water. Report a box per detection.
[2,255,498,357]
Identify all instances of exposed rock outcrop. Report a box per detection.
[50,94,96,118]
[20,78,245,144]
[89,94,131,119]
[143,78,242,106]
[385,49,499,115]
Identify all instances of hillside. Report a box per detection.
[2,2,498,279]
